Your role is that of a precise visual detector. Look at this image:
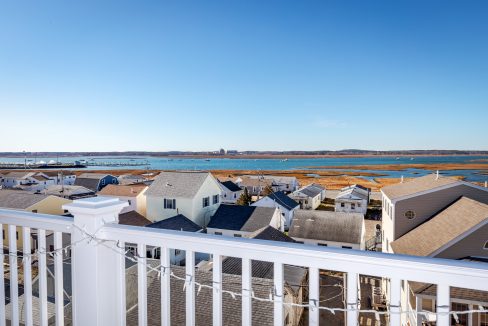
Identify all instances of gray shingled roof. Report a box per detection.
[44,185,94,197]
[74,178,100,192]
[145,171,210,198]
[336,185,369,201]
[207,204,277,232]
[294,185,322,198]
[261,191,299,210]
[119,211,152,227]
[249,225,296,243]
[0,190,50,209]
[289,210,364,244]
[126,262,274,326]
[146,214,202,232]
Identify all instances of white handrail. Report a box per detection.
[0,209,73,233]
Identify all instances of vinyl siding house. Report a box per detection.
[43,185,95,200]
[289,210,366,250]
[334,184,370,215]
[145,214,204,265]
[74,173,118,192]
[219,180,243,204]
[1,171,55,192]
[117,174,148,185]
[251,191,299,230]
[290,184,323,210]
[234,176,278,197]
[237,175,299,193]
[145,171,223,227]
[42,171,76,186]
[0,190,71,251]
[207,204,283,237]
[98,184,148,216]
[389,197,488,326]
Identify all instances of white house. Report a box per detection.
[145,214,203,265]
[290,184,323,210]
[1,171,56,192]
[334,184,370,215]
[42,171,76,186]
[251,191,299,230]
[237,175,299,193]
[207,204,283,237]
[145,171,223,226]
[219,180,243,204]
[98,184,148,216]
[289,210,365,250]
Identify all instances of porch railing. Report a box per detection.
[0,196,487,326]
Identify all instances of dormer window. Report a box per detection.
[404,210,416,219]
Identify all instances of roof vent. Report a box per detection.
[165,183,172,187]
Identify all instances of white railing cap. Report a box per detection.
[63,196,128,215]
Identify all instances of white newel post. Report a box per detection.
[63,197,128,326]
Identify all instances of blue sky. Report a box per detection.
[0,1,487,152]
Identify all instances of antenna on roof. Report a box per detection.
[436,170,439,180]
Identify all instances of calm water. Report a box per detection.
[1,155,487,182]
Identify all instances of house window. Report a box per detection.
[202,197,210,207]
[101,179,105,186]
[233,193,237,199]
[351,203,355,209]
[214,232,222,235]
[341,203,345,207]
[164,199,176,209]
[128,200,132,205]
[234,234,242,238]
[212,195,219,205]
[174,249,182,256]
[342,246,352,249]
[404,210,416,219]
[357,203,361,208]
[32,210,38,213]
[318,243,328,247]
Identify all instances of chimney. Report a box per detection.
[436,170,439,180]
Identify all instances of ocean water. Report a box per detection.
[0,155,487,182]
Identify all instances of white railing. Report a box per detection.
[1,196,488,326]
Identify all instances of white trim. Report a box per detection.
[381,179,488,204]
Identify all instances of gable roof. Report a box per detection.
[145,171,211,198]
[119,211,152,227]
[336,184,369,201]
[390,197,488,257]
[77,173,112,180]
[249,225,296,243]
[2,171,36,179]
[0,190,50,209]
[260,191,299,210]
[74,178,101,192]
[381,173,467,200]
[207,204,277,232]
[98,184,147,197]
[220,180,242,192]
[44,185,94,197]
[243,175,297,184]
[146,214,202,232]
[294,184,322,198]
[289,210,364,244]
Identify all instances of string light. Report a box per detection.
[1,224,486,319]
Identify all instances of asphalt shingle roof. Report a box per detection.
[119,211,152,227]
[146,214,202,232]
[207,204,277,232]
[262,191,299,210]
[381,173,462,200]
[0,190,50,209]
[74,178,100,192]
[145,171,210,198]
[391,197,488,257]
[220,180,242,192]
[289,210,364,244]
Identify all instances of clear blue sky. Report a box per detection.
[1,1,487,152]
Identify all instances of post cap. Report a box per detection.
[63,196,128,215]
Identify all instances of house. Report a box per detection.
[43,184,95,200]
[74,173,118,192]
[0,189,71,251]
[41,170,76,185]
[145,214,203,265]
[310,183,326,201]
[334,184,370,215]
[234,176,277,196]
[145,171,222,226]
[289,210,365,250]
[98,184,148,215]
[217,226,307,325]
[219,180,243,204]
[119,210,152,227]
[290,184,323,210]
[207,204,284,237]
[237,175,299,193]
[117,174,147,185]
[251,191,299,230]
[0,171,55,192]
[380,172,488,255]
[388,197,488,326]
